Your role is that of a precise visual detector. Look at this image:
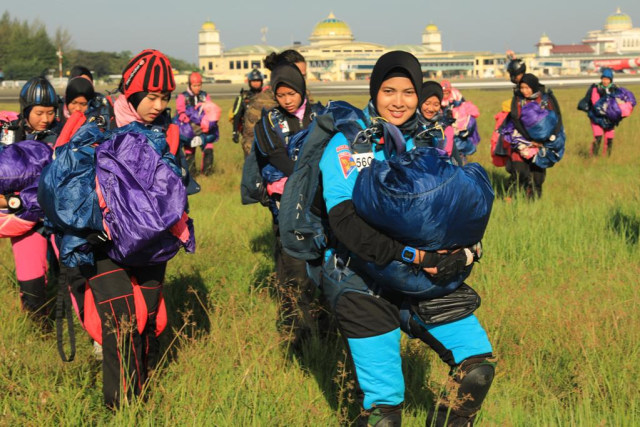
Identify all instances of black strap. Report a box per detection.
[56,267,76,362]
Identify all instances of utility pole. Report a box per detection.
[57,47,63,79]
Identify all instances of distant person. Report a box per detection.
[416,80,456,158]
[578,67,636,156]
[506,50,526,86]
[504,73,565,198]
[231,69,265,156]
[440,80,480,164]
[176,71,220,175]
[67,65,115,129]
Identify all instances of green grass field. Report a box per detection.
[1,85,639,426]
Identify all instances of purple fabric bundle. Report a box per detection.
[95,131,195,265]
[0,140,52,222]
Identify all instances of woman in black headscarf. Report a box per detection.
[253,63,323,346]
[317,51,494,426]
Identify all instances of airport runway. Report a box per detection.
[2,75,639,101]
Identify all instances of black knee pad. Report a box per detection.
[453,357,496,418]
[427,356,496,426]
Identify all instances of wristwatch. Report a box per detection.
[401,246,417,263]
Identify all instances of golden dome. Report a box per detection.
[309,13,354,43]
[538,32,552,44]
[605,8,632,31]
[201,21,216,31]
[425,23,439,33]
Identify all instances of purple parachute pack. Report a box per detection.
[0,140,53,236]
[39,119,195,267]
[501,101,565,168]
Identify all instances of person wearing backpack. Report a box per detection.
[43,49,194,408]
[231,68,265,156]
[237,50,309,158]
[416,81,456,157]
[67,65,116,130]
[253,62,323,347]
[0,77,60,324]
[579,68,636,157]
[505,73,565,199]
[317,51,495,426]
[176,71,219,175]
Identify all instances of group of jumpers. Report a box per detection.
[0,45,635,425]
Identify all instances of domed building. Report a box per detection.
[582,8,640,54]
[308,13,355,46]
[198,12,506,83]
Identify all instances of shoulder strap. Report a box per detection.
[54,111,87,149]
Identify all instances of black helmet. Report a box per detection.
[507,59,526,79]
[19,77,58,116]
[247,69,263,81]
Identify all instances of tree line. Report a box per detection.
[0,11,196,81]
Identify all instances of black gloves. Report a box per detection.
[86,231,110,249]
[432,250,471,283]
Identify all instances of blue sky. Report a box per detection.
[7,0,640,63]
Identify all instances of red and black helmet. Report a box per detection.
[189,72,202,86]
[121,49,176,98]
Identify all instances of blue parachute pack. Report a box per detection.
[349,146,494,298]
[277,101,367,261]
[278,103,494,298]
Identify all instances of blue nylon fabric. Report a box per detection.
[534,129,565,168]
[39,122,105,233]
[418,314,493,364]
[520,102,558,141]
[38,122,107,266]
[0,140,52,222]
[352,147,494,250]
[347,328,404,409]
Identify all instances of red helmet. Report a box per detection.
[121,49,175,98]
[189,72,202,86]
[440,80,452,91]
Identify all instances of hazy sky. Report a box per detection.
[7,1,640,63]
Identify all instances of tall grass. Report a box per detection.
[0,85,639,425]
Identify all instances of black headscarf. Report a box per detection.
[270,63,306,106]
[520,73,540,95]
[419,81,443,107]
[65,77,95,106]
[369,50,422,102]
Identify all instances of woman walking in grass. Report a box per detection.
[504,73,565,198]
[578,67,636,157]
[253,62,323,347]
[317,51,495,425]
[41,49,194,408]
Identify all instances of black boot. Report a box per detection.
[605,138,613,157]
[591,136,602,156]
[357,404,402,427]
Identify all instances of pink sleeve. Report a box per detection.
[590,87,600,105]
[444,125,455,156]
[176,94,189,123]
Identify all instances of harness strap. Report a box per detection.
[54,111,87,149]
[55,267,76,362]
